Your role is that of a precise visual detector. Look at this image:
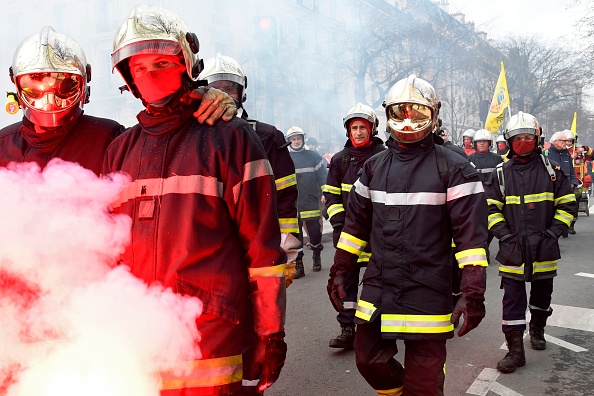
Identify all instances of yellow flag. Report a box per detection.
[570,111,577,134]
[484,62,510,133]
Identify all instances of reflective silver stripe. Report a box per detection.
[343,301,358,310]
[113,175,223,208]
[370,191,446,205]
[477,168,495,173]
[354,179,370,199]
[447,181,484,201]
[314,159,325,171]
[528,304,551,312]
[242,379,259,387]
[295,167,316,173]
[502,319,526,325]
[233,159,274,203]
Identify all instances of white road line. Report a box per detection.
[544,334,588,352]
[576,272,594,279]
[549,304,594,333]
[466,368,524,396]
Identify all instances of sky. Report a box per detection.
[449,0,584,43]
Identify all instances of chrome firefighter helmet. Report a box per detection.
[10,26,91,128]
[111,4,203,98]
[343,103,378,137]
[384,75,439,143]
[461,128,476,139]
[503,111,540,141]
[473,129,492,147]
[496,134,506,143]
[198,54,247,103]
[286,126,305,150]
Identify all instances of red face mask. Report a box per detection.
[512,139,536,156]
[134,65,185,104]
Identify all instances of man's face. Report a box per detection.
[476,141,490,153]
[463,136,473,147]
[290,135,303,149]
[497,142,507,151]
[553,134,569,151]
[129,54,185,103]
[209,80,241,101]
[350,120,370,145]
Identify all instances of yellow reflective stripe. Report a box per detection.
[355,299,376,321]
[524,192,554,203]
[554,209,574,226]
[248,264,286,278]
[160,355,242,390]
[323,184,341,195]
[233,159,274,203]
[487,198,504,210]
[300,209,321,219]
[276,173,296,191]
[381,313,454,334]
[327,204,345,219]
[341,183,353,192]
[499,260,557,275]
[455,248,488,267]
[488,213,505,229]
[279,218,299,233]
[357,251,372,263]
[337,232,367,255]
[113,175,223,207]
[505,196,521,205]
[376,386,403,396]
[555,193,576,205]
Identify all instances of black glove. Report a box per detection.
[327,248,357,312]
[451,265,486,337]
[253,331,287,393]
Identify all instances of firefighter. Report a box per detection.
[461,128,476,156]
[495,134,510,158]
[198,53,299,395]
[323,103,385,350]
[328,75,488,396]
[287,126,328,278]
[0,27,236,175]
[469,129,504,183]
[566,129,593,234]
[484,112,577,374]
[307,136,319,151]
[103,5,286,395]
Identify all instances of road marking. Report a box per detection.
[544,334,588,352]
[576,272,594,279]
[466,368,523,396]
[549,304,594,333]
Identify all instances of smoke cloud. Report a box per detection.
[0,159,202,396]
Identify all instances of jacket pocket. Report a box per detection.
[496,236,523,266]
[535,234,561,262]
[176,278,242,324]
[409,265,451,296]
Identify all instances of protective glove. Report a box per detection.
[451,265,486,337]
[327,248,357,312]
[280,233,301,288]
[252,331,287,393]
[189,87,237,125]
[284,263,297,288]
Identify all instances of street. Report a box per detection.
[268,207,594,396]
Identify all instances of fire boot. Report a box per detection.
[329,324,355,349]
[294,257,305,279]
[496,331,526,373]
[312,245,323,272]
[529,311,549,350]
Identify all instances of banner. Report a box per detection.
[484,62,510,133]
[570,111,577,135]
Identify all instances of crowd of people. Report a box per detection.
[0,4,587,396]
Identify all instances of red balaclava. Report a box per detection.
[350,118,373,148]
[134,62,186,104]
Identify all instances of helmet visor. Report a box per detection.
[387,103,433,133]
[17,72,82,110]
[112,39,182,69]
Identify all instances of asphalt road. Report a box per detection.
[267,206,594,396]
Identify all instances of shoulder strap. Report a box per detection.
[339,147,351,181]
[496,162,505,197]
[540,153,557,182]
[433,144,449,187]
